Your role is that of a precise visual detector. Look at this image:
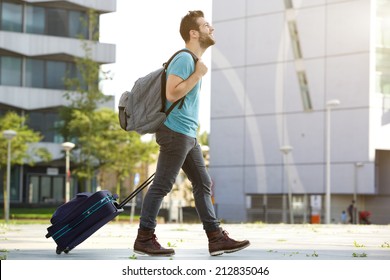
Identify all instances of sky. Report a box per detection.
[99,0,213,133]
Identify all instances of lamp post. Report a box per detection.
[3,130,17,223]
[280,145,294,224]
[325,99,340,224]
[353,162,364,224]
[62,142,75,202]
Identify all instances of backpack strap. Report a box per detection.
[160,49,198,115]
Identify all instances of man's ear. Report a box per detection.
[190,30,198,38]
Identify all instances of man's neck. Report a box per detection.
[185,42,206,58]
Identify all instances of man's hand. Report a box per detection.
[195,59,208,77]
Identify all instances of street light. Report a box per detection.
[280,145,294,224]
[62,142,75,202]
[354,162,364,224]
[3,130,17,223]
[325,99,340,224]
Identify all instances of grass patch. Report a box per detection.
[352,252,367,258]
[3,208,57,220]
[381,242,390,248]
[0,249,8,260]
[353,241,365,248]
[306,251,319,257]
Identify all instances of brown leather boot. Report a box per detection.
[206,228,250,256]
[133,228,175,256]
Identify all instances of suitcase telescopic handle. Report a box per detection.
[117,173,155,209]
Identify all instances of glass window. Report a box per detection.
[26,5,45,34]
[45,112,60,142]
[376,0,390,95]
[297,71,312,110]
[28,111,44,136]
[26,58,45,88]
[53,120,65,143]
[376,51,390,95]
[68,62,86,90]
[377,1,390,48]
[53,177,64,203]
[0,56,22,86]
[1,2,22,32]
[28,110,60,142]
[92,16,100,41]
[29,176,40,203]
[40,176,51,202]
[46,61,66,89]
[376,71,390,95]
[69,11,88,38]
[47,8,67,37]
[288,21,303,59]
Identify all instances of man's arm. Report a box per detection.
[166,59,208,103]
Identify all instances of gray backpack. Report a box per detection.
[118,49,197,135]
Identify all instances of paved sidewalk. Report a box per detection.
[1,222,390,260]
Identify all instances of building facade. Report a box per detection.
[0,0,116,205]
[210,0,390,224]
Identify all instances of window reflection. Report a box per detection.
[69,11,89,38]
[26,5,45,34]
[0,1,91,39]
[46,61,67,89]
[28,110,61,142]
[1,2,22,32]
[47,8,67,37]
[26,59,45,88]
[0,56,21,86]
[1,55,83,90]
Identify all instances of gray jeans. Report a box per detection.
[139,125,220,232]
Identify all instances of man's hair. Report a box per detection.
[180,10,204,42]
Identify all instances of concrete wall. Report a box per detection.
[210,0,390,223]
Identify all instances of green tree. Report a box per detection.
[63,9,110,112]
[198,130,209,146]
[0,112,51,213]
[0,111,51,167]
[66,108,158,193]
[60,9,112,191]
[61,9,158,192]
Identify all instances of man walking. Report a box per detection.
[133,10,250,257]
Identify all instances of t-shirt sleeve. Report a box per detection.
[167,52,195,81]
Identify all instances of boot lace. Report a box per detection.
[221,230,230,240]
[151,234,162,248]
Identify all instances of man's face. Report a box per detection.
[197,18,215,48]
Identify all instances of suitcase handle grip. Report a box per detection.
[118,173,155,209]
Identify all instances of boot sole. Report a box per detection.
[134,250,175,257]
[210,242,250,256]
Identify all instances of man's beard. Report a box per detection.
[199,32,215,49]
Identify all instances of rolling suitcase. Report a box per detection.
[45,173,154,254]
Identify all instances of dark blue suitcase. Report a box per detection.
[45,174,154,254]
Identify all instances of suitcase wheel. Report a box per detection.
[56,247,63,255]
[56,246,71,254]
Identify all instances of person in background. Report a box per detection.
[347,200,355,224]
[340,210,347,224]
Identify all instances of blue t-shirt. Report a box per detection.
[164,50,201,138]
